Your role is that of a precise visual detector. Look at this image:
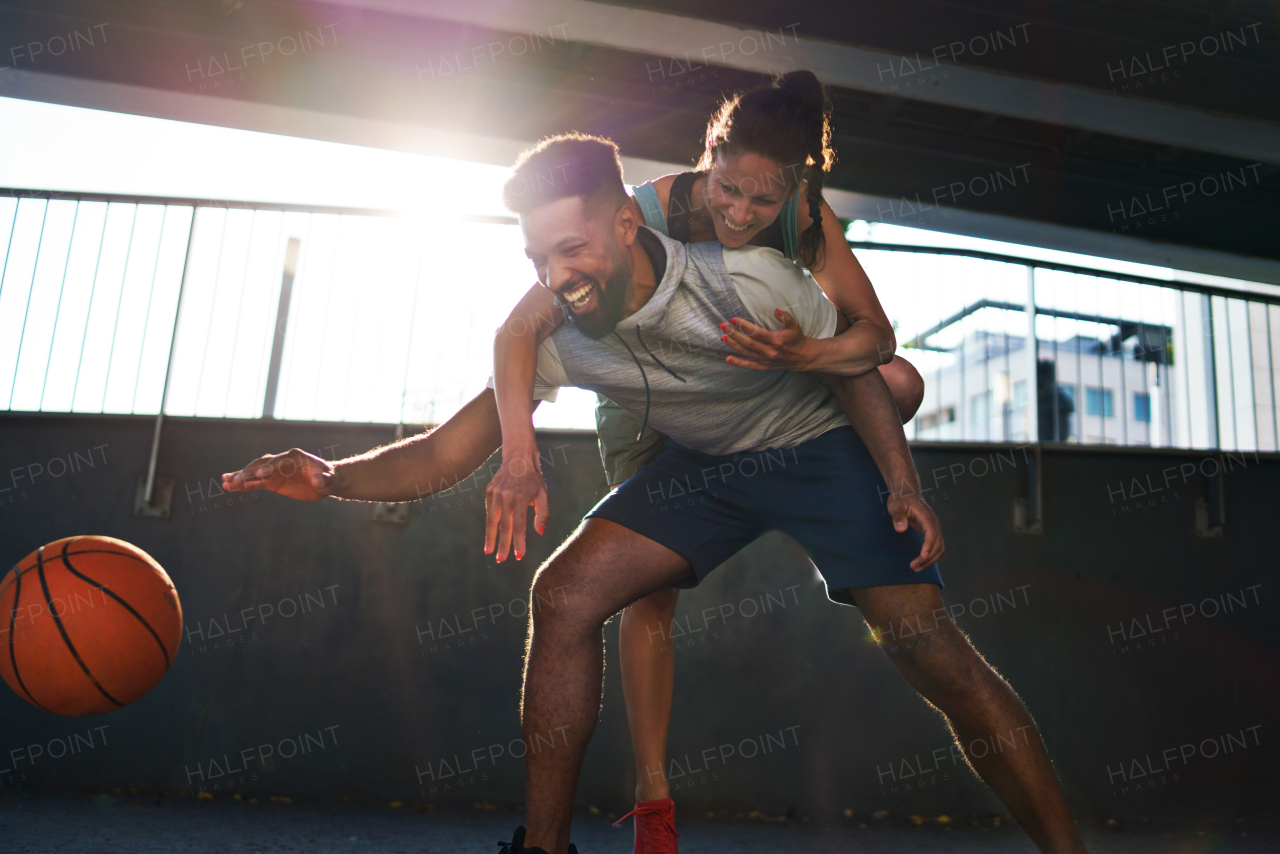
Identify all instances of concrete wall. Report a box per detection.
[1,411,1276,821]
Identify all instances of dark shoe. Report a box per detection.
[498,826,539,854]
[498,826,578,854]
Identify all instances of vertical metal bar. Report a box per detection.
[262,237,301,419]
[130,206,172,413]
[936,262,947,437]
[143,207,199,505]
[1244,300,1258,452]
[1267,304,1278,451]
[251,213,287,404]
[37,201,80,410]
[1223,298,1237,449]
[69,206,111,412]
[0,198,20,301]
[220,210,260,416]
[275,214,314,418]
[1073,275,1082,443]
[983,263,992,441]
[958,256,967,440]
[1202,293,1219,449]
[1025,265,1038,443]
[1118,280,1129,447]
[1095,279,1105,445]
[99,204,140,412]
[5,199,50,409]
[1051,275,1063,442]
[192,209,230,416]
[1001,262,1012,441]
[1176,290,1191,448]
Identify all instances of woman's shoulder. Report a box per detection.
[638,172,683,215]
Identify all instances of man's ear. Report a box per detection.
[614,198,640,247]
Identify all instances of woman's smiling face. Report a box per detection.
[705,151,797,248]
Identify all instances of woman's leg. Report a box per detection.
[618,586,680,801]
[878,355,925,423]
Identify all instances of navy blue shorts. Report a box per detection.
[586,426,943,605]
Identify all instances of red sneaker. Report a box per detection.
[614,798,680,854]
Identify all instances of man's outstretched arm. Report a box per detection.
[221,389,521,503]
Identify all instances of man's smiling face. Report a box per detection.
[521,195,634,340]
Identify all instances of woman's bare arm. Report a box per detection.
[723,196,895,376]
[802,197,897,373]
[812,315,944,570]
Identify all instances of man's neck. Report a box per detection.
[619,232,660,321]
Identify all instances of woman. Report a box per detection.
[490,71,937,850]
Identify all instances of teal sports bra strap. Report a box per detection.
[632,182,669,236]
[635,177,802,261]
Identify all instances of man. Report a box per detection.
[224,135,1088,854]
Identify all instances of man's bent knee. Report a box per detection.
[872,615,964,665]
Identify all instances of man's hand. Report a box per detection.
[887,492,946,571]
[720,310,817,371]
[484,449,550,563]
[222,449,338,502]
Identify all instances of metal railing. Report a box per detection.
[849,242,1280,452]
[3,189,1278,455]
[0,189,523,428]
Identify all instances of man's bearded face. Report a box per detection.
[520,196,633,339]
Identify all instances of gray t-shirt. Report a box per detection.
[518,230,847,463]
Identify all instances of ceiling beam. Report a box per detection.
[326,0,1280,164]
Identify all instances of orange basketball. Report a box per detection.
[0,535,182,716]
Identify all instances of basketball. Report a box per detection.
[0,535,182,717]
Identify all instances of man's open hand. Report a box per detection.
[222,449,338,502]
[484,450,550,563]
[887,492,946,571]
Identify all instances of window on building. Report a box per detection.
[1086,386,1114,417]
[1134,392,1151,422]
[918,406,956,430]
[969,391,991,436]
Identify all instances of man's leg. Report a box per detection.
[850,583,1089,854]
[619,587,680,801]
[522,518,692,854]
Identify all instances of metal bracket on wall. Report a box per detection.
[134,475,173,519]
[1194,455,1225,538]
[1012,443,1043,535]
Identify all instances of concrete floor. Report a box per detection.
[1,790,1273,853]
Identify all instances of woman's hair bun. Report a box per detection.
[775,70,825,111]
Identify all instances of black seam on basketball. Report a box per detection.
[60,540,171,669]
[56,548,154,564]
[0,568,17,600]
[36,546,123,709]
[6,559,49,712]
[2,549,154,590]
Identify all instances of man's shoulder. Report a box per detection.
[719,244,806,281]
